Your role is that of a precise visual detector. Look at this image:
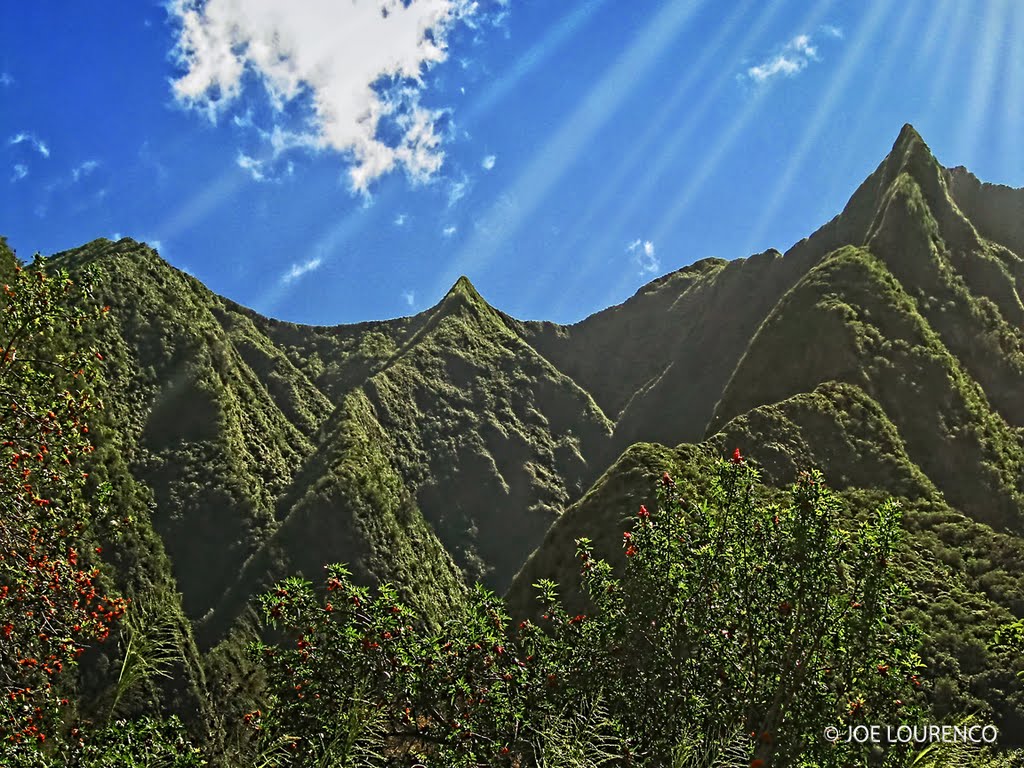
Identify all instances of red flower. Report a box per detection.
[638,505,649,519]
[731,447,743,464]
[661,471,674,487]
[625,545,637,558]
[622,531,632,542]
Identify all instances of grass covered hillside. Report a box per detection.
[4,124,1024,764]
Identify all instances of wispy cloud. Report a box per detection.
[447,174,470,208]
[745,33,822,84]
[0,72,13,87]
[10,164,27,182]
[442,225,457,237]
[280,256,323,285]
[169,0,507,193]
[402,289,416,307]
[481,154,496,171]
[627,238,659,276]
[394,213,408,227]
[71,160,99,182]
[236,152,266,181]
[820,24,843,40]
[8,132,50,158]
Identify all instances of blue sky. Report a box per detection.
[1,1,1021,325]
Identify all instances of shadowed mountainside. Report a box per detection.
[24,123,1024,738]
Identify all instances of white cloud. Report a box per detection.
[236,152,266,181]
[232,110,253,128]
[447,174,471,207]
[71,160,99,182]
[442,225,457,237]
[394,213,408,226]
[0,73,13,87]
[10,164,27,182]
[110,232,123,241]
[820,24,843,39]
[402,289,416,307]
[627,238,659,276]
[8,132,50,158]
[481,154,496,171]
[280,256,323,285]
[169,0,495,193]
[746,33,823,84]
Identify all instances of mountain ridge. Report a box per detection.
[13,122,1024,740]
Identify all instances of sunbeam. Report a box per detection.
[593,0,841,310]
[740,0,894,258]
[159,167,247,242]
[461,0,612,129]
[824,0,918,201]
[925,0,973,117]
[539,0,782,319]
[915,0,957,70]
[556,0,765,247]
[1001,1,1024,177]
[433,0,708,298]
[250,204,373,318]
[954,0,1008,168]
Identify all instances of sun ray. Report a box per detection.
[433,0,709,299]
[823,0,919,198]
[538,0,784,318]
[556,0,766,248]
[739,0,894,258]
[954,0,1008,169]
[590,0,841,312]
[1001,1,1024,178]
[461,0,613,129]
[924,0,973,117]
[915,0,956,70]
[159,168,247,242]
[250,204,374,318]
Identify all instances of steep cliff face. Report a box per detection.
[29,124,1024,734]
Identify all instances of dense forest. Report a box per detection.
[3,125,1024,766]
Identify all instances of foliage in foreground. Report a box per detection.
[243,454,925,767]
[0,244,204,766]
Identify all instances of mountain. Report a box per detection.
[19,123,1024,740]
[507,125,1024,733]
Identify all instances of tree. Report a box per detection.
[247,452,923,767]
[0,244,128,757]
[558,455,923,766]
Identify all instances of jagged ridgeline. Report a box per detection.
[38,124,1024,737]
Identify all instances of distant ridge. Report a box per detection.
[21,123,1024,735]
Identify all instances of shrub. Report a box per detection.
[248,453,923,767]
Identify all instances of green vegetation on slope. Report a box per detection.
[3,122,1024,760]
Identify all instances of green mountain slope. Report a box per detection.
[506,127,1024,735]
[13,121,1024,746]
